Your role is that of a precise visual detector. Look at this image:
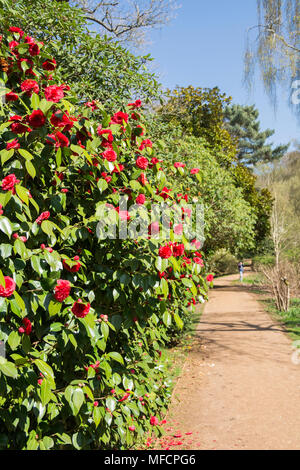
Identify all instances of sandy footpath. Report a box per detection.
[160,272,300,450]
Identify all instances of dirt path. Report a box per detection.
[158,272,300,450]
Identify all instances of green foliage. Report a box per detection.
[0,0,161,107]
[207,249,238,276]
[148,118,257,255]
[0,27,210,449]
[231,164,273,250]
[224,104,289,166]
[158,86,237,167]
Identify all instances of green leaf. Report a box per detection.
[25,160,36,179]
[162,311,172,327]
[105,396,116,412]
[13,291,25,313]
[0,269,5,288]
[41,220,55,237]
[48,301,62,317]
[72,388,84,415]
[40,379,52,406]
[173,312,184,329]
[34,360,55,388]
[0,359,18,378]
[15,185,29,205]
[14,238,28,259]
[93,406,102,428]
[101,322,109,340]
[18,149,33,161]
[0,217,13,237]
[30,93,40,110]
[97,178,108,194]
[7,331,21,351]
[0,148,14,165]
[107,352,124,364]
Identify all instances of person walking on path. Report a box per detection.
[238,261,244,282]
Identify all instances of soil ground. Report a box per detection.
[157,270,300,450]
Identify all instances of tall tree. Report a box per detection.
[72,0,179,46]
[0,0,161,105]
[158,86,237,167]
[245,0,300,113]
[224,104,289,166]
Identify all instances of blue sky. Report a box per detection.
[143,0,299,149]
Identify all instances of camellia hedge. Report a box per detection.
[0,27,211,449]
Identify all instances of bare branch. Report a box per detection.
[72,0,180,45]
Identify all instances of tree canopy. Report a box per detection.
[245,0,300,114]
[224,104,289,166]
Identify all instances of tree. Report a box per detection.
[0,0,161,106]
[245,0,300,112]
[158,86,237,167]
[224,104,289,166]
[73,0,179,46]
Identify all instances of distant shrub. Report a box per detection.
[207,249,238,276]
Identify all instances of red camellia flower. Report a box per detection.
[128,99,142,109]
[29,43,40,57]
[172,243,185,257]
[71,299,90,318]
[191,238,201,249]
[42,58,57,71]
[85,100,98,110]
[128,425,135,432]
[6,139,20,150]
[10,115,31,134]
[148,221,160,236]
[5,91,18,102]
[54,279,71,302]
[27,109,46,128]
[138,172,148,185]
[9,40,19,52]
[44,85,64,103]
[174,223,183,235]
[136,156,149,169]
[157,186,171,200]
[136,194,146,205]
[139,139,152,151]
[21,79,39,96]
[190,168,200,174]
[118,392,130,402]
[102,149,117,162]
[24,35,35,45]
[50,111,75,131]
[0,276,16,298]
[206,274,214,283]
[46,131,69,149]
[110,111,128,125]
[174,162,186,168]
[194,257,204,266]
[17,57,34,75]
[35,211,50,225]
[115,207,131,221]
[18,317,32,335]
[1,173,20,193]
[63,256,81,273]
[159,244,173,259]
[150,416,159,426]
[9,26,24,37]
